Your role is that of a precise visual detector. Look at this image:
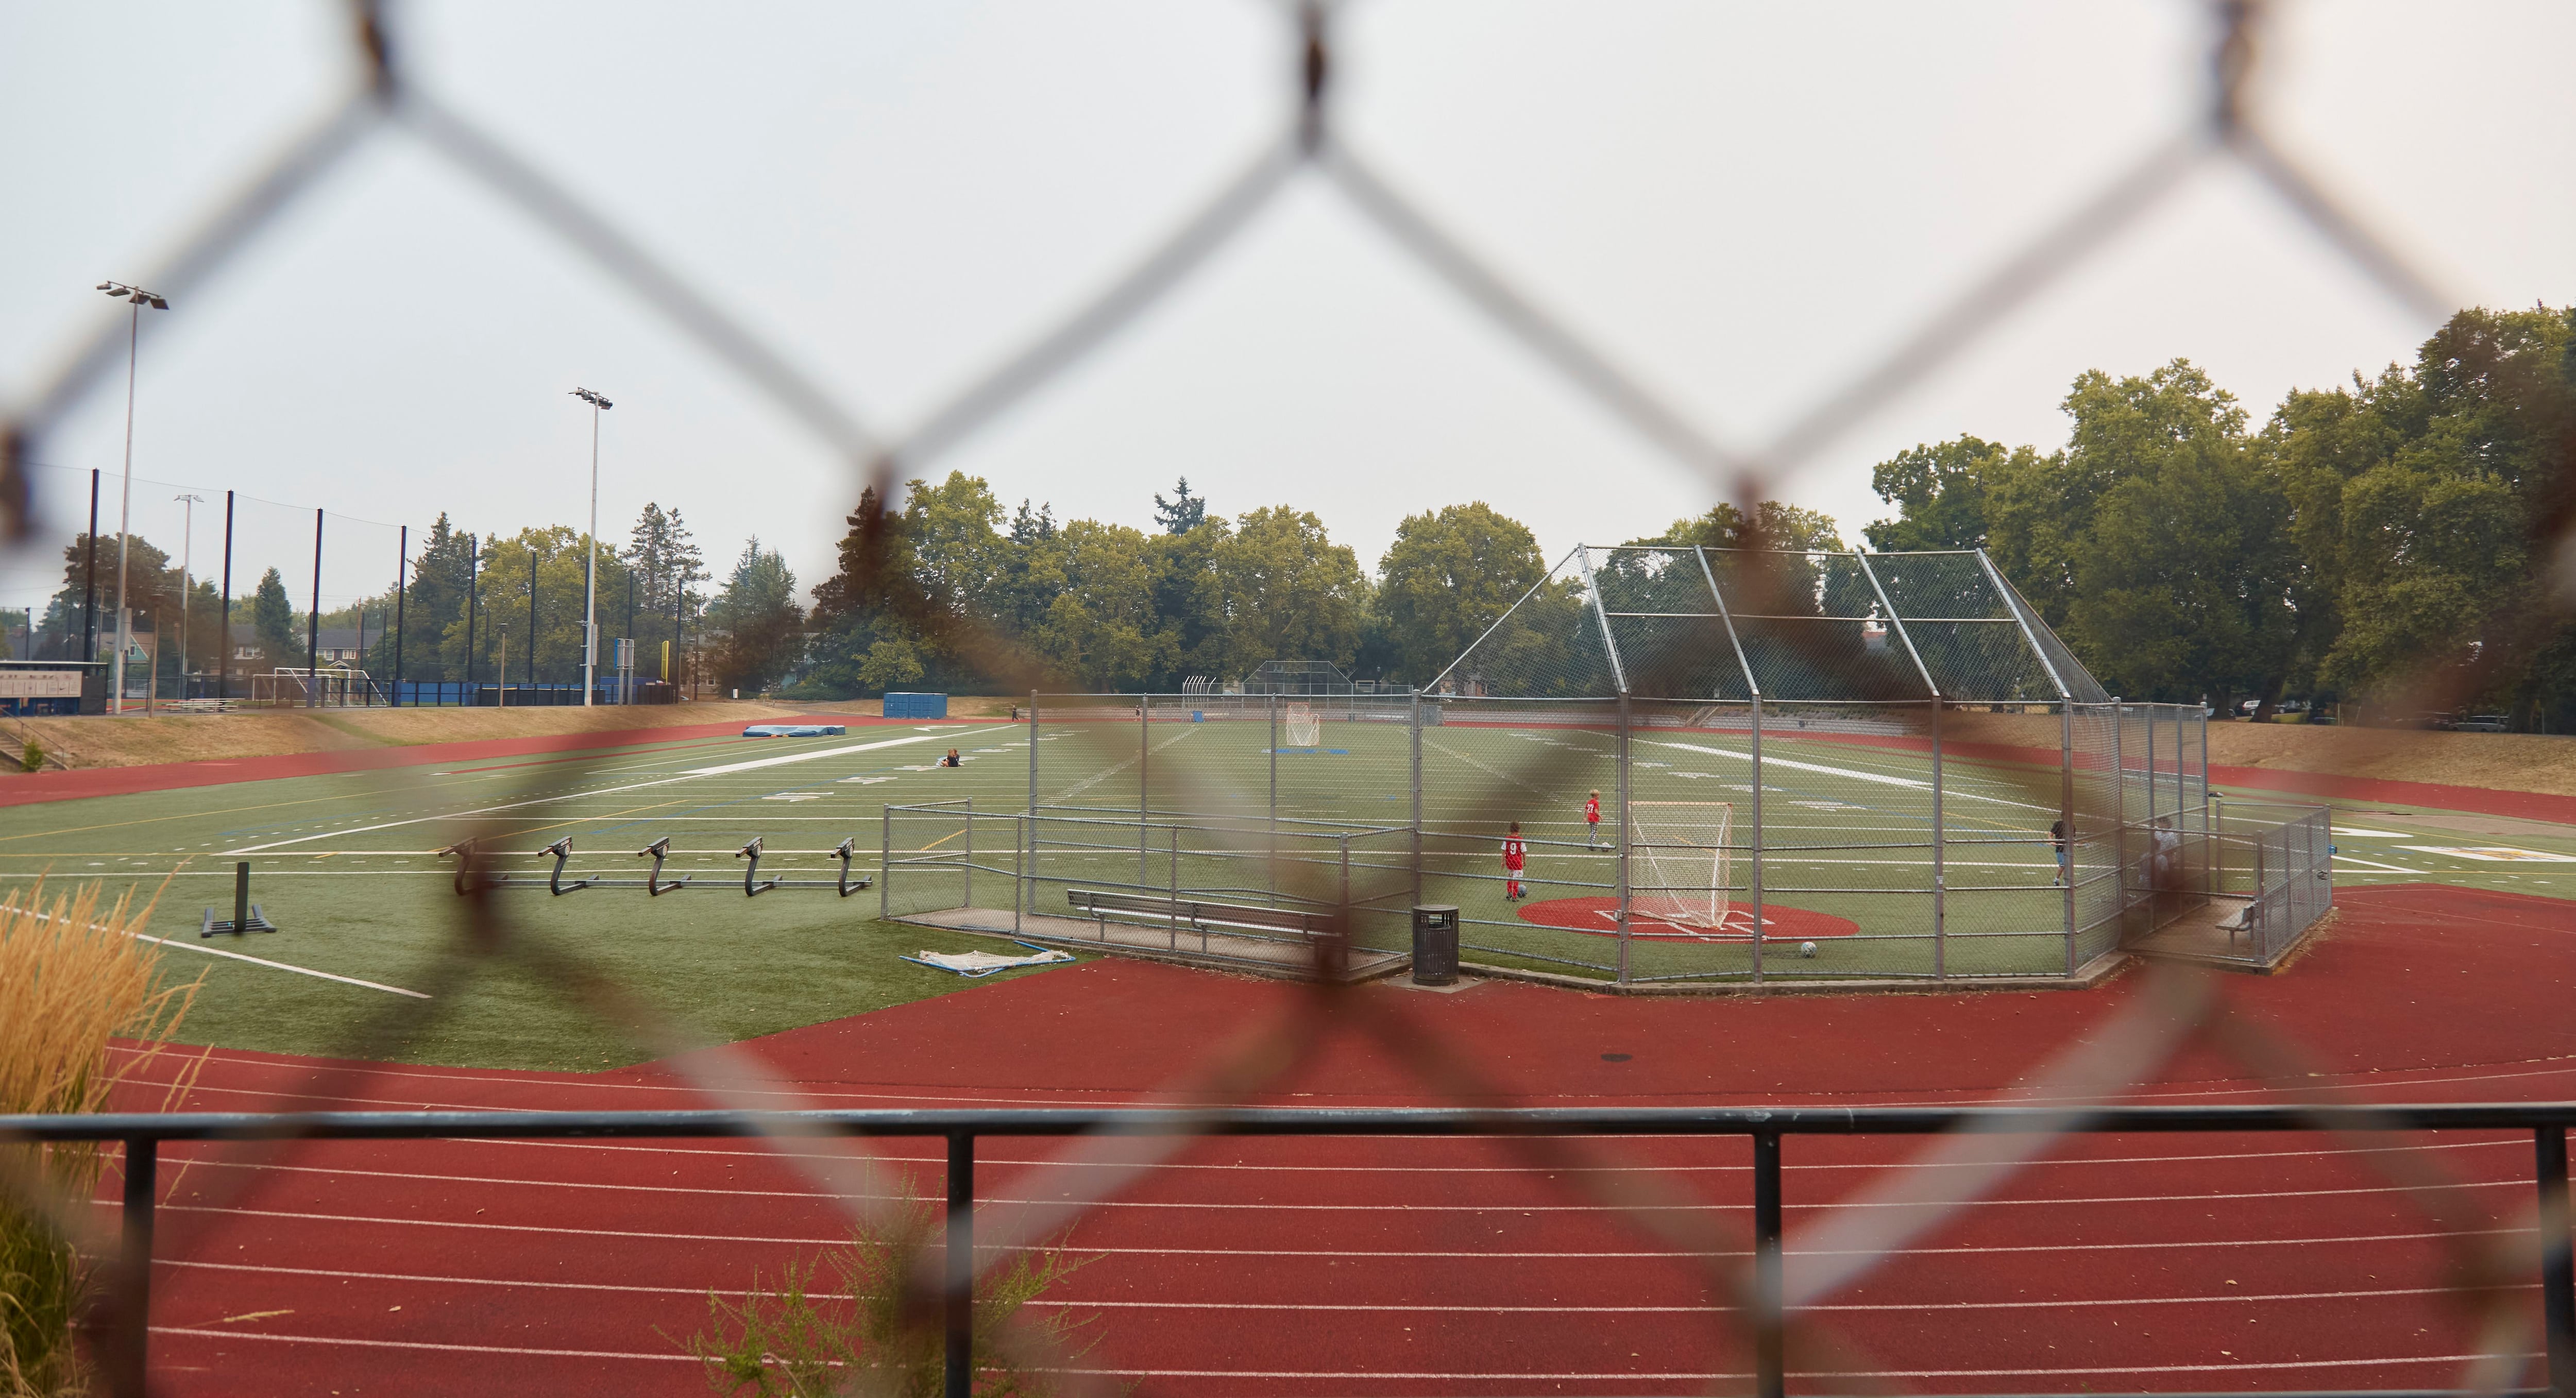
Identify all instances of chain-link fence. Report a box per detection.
[884,689,2255,987]
[0,2,2564,1395]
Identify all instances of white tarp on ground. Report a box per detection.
[902,943,1076,978]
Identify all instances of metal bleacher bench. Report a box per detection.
[1065,888,1334,941]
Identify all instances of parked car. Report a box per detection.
[2414,712,2458,730]
[2454,713,2511,732]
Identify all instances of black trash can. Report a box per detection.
[1412,905,1460,986]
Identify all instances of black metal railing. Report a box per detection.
[4,1102,2572,1398]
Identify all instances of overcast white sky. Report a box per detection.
[3,1,2569,621]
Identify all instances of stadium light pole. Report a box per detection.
[99,280,168,713]
[174,493,202,700]
[569,387,613,706]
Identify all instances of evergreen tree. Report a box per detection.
[250,568,300,670]
[1152,478,1207,535]
[705,537,805,695]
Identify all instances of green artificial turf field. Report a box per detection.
[7,709,2569,1072]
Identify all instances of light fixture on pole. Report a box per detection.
[98,280,170,714]
[569,387,613,707]
[175,492,202,702]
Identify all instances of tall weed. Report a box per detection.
[0,883,199,1397]
[680,1191,1101,1397]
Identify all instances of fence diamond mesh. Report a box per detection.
[0,3,2556,1396]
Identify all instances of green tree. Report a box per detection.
[1152,478,1207,535]
[706,538,805,695]
[1863,437,2011,552]
[1211,506,1367,676]
[1375,502,1547,685]
[1026,520,1172,690]
[250,568,299,670]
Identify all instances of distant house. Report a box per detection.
[229,624,369,668]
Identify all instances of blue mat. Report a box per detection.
[742,724,848,738]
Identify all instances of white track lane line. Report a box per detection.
[1059,1354,2533,1382]
[221,726,1011,855]
[148,1165,2527,1212]
[154,1259,2514,1314]
[143,1203,2523,1258]
[162,1130,2531,1177]
[112,1047,2576,1117]
[150,1327,689,1362]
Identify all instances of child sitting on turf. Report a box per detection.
[942,748,962,768]
[1502,821,1528,901]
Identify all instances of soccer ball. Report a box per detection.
[1798,941,1818,958]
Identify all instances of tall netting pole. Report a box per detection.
[2061,701,2077,976]
[215,490,232,703]
[1750,695,1765,985]
[1931,698,1946,981]
[392,524,407,708]
[1615,693,1632,986]
[305,508,324,708]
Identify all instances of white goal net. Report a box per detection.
[1283,701,1320,748]
[1628,800,1733,930]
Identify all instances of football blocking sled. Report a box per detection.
[1627,800,1733,931]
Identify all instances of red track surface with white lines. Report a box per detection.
[113,884,2574,1394]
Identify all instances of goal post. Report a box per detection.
[1284,702,1319,748]
[1628,800,1733,931]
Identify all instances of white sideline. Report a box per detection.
[12,900,429,998]
[1656,740,2056,814]
[221,726,1012,855]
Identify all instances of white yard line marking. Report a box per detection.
[15,902,428,998]
[2331,853,2422,874]
[130,932,430,998]
[1656,742,2055,815]
[221,727,1011,855]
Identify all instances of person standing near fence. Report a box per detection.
[1584,791,1602,848]
[1502,822,1528,901]
[2051,818,2070,887]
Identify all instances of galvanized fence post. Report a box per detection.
[944,1132,975,1398]
[1027,691,1039,911]
[2060,700,2077,976]
[1138,695,1150,886]
[962,798,973,909]
[1931,698,1946,981]
[880,804,892,922]
[2111,702,2128,928]
[1750,695,1764,985]
[1268,692,1279,896]
[1410,691,1423,910]
[1615,693,1632,985]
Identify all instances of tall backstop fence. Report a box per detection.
[875,690,2334,987]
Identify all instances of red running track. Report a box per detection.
[107,884,2575,1395]
[0,712,951,809]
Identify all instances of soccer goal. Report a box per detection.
[1283,701,1320,748]
[1628,800,1733,930]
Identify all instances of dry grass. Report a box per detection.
[0,883,200,1397]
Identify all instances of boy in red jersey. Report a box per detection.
[1584,791,1602,847]
[1502,821,1528,901]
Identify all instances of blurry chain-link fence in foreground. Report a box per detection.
[0,2,2570,1396]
